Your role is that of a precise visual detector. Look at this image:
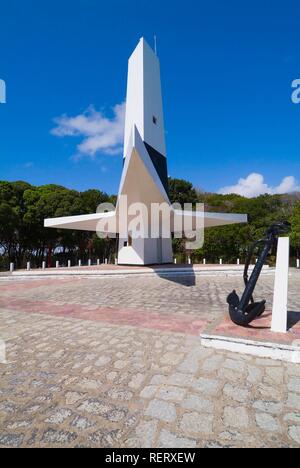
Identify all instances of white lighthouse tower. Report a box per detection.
[117,38,173,265]
[45,38,247,265]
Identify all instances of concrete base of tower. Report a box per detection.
[117,237,173,265]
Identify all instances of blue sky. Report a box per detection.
[0,0,300,196]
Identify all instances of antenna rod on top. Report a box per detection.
[154,35,157,55]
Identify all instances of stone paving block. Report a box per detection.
[202,355,224,373]
[42,429,77,445]
[88,429,122,447]
[218,368,244,383]
[145,399,176,423]
[160,352,185,366]
[223,359,245,373]
[193,377,219,396]
[287,378,300,393]
[114,360,129,369]
[218,430,256,445]
[156,386,186,402]
[182,394,214,413]
[95,356,111,367]
[0,433,24,448]
[223,406,249,429]
[106,408,128,422]
[106,372,118,381]
[149,375,166,385]
[6,420,32,430]
[223,384,250,403]
[288,426,300,445]
[128,373,145,390]
[140,385,159,399]
[247,366,263,384]
[287,364,300,377]
[283,413,300,423]
[77,399,112,415]
[252,400,283,415]
[255,358,282,367]
[107,389,133,401]
[180,412,213,435]
[167,372,194,387]
[255,413,280,432]
[71,415,95,430]
[287,393,300,410]
[65,391,85,405]
[158,429,196,448]
[75,378,102,391]
[257,384,282,401]
[45,408,72,424]
[125,420,158,448]
[264,367,284,385]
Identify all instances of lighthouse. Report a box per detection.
[45,38,247,265]
[117,38,173,264]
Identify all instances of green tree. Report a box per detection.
[0,178,299,270]
[290,202,300,257]
[168,178,198,206]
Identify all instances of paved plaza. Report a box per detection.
[0,270,300,448]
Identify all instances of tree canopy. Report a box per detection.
[0,178,299,270]
[0,181,114,269]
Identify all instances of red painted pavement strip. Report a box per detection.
[0,297,207,335]
[214,312,300,344]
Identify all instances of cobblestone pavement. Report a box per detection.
[0,271,300,448]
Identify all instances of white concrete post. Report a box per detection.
[174,258,177,264]
[97,259,100,266]
[237,258,240,266]
[271,237,290,333]
[56,261,59,269]
[203,258,206,265]
[115,258,118,265]
[219,258,223,265]
[188,257,191,265]
[78,260,82,267]
[297,258,300,269]
[68,260,71,268]
[42,261,46,270]
[105,258,108,265]
[27,262,31,271]
[10,263,14,272]
[88,259,92,267]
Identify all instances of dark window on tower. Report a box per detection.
[153,116,157,125]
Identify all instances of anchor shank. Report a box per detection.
[238,240,272,312]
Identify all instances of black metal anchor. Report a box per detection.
[227,221,291,327]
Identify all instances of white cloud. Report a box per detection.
[219,173,300,198]
[51,102,125,159]
[23,162,34,169]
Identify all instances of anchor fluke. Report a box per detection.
[227,296,266,326]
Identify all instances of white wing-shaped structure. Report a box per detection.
[44,211,117,233]
[45,37,247,265]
